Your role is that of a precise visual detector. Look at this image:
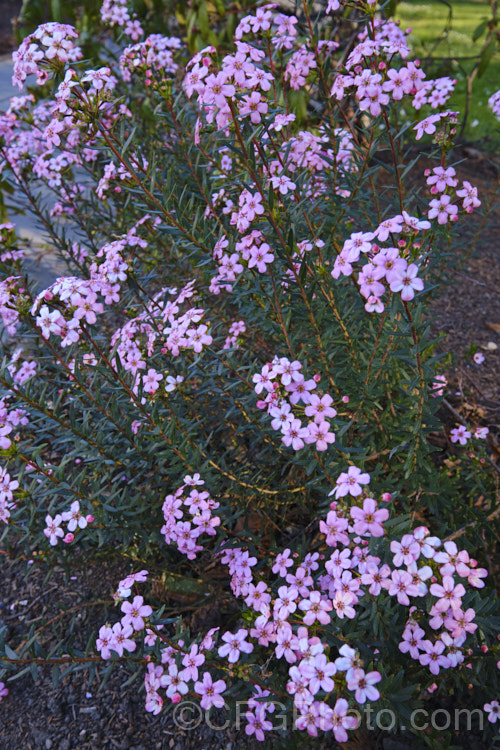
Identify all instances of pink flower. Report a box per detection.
[0,681,8,701]
[272,549,294,576]
[301,653,336,694]
[245,708,273,741]
[347,669,381,704]
[120,595,153,631]
[281,418,309,451]
[433,541,470,577]
[109,622,136,656]
[319,509,349,547]
[484,700,500,723]
[399,626,426,659]
[414,114,442,140]
[391,535,420,566]
[332,698,358,742]
[389,262,424,301]
[387,570,419,606]
[329,466,370,499]
[218,628,253,663]
[44,513,64,546]
[304,394,337,423]
[467,566,487,588]
[418,640,450,675]
[430,374,447,397]
[332,590,356,619]
[299,590,332,625]
[61,500,87,532]
[374,215,404,242]
[450,425,471,445]
[473,352,485,365]
[335,644,362,679]
[305,420,335,451]
[194,672,226,710]
[181,644,205,681]
[350,497,388,537]
[239,91,268,123]
[428,194,458,224]
[457,181,481,210]
[474,426,489,439]
[430,576,465,611]
[160,664,189,699]
[96,625,114,660]
[248,244,274,273]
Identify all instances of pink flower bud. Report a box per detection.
[171,692,181,704]
[86,514,94,523]
[342,395,349,403]
[313,374,321,383]
[63,533,74,543]
[381,492,391,502]
[481,645,488,653]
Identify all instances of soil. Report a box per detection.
[0,6,498,750]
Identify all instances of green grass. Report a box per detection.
[395,0,500,142]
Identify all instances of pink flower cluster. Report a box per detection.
[7,348,37,386]
[210,229,275,293]
[97,571,150,659]
[332,215,428,312]
[109,279,212,402]
[223,319,246,349]
[0,465,19,523]
[12,22,82,90]
[161,474,221,559]
[143,626,226,715]
[44,501,94,545]
[330,26,455,119]
[119,35,181,85]
[426,166,480,224]
[91,456,493,741]
[397,535,487,675]
[100,0,144,40]
[252,358,336,451]
[30,218,158,348]
[450,424,489,446]
[0,277,25,335]
[0,396,29,454]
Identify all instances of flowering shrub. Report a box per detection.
[0,0,499,745]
